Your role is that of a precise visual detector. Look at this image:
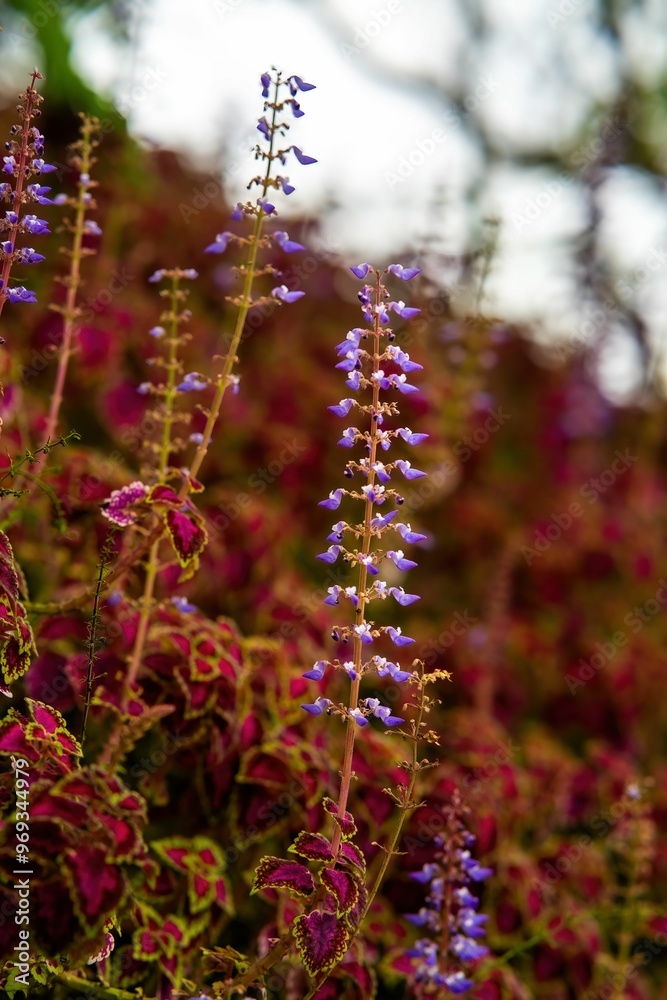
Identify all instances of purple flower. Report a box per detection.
[101,480,149,527]
[387,550,418,571]
[389,586,420,606]
[354,623,374,645]
[288,75,316,94]
[14,248,45,264]
[5,286,37,304]
[257,117,271,140]
[84,220,102,236]
[286,99,304,118]
[350,263,373,279]
[21,214,49,235]
[358,553,379,576]
[26,183,54,204]
[365,698,403,726]
[390,373,419,394]
[451,936,489,962]
[349,708,368,727]
[177,372,208,392]
[396,427,428,444]
[32,158,56,173]
[362,484,386,504]
[171,596,197,613]
[386,345,423,372]
[444,972,475,994]
[316,545,342,564]
[319,488,345,510]
[386,625,415,646]
[371,510,399,530]
[389,300,421,319]
[410,863,440,884]
[395,522,427,544]
[260,72,271,97]
[302,697,332,716]
[148,326,165,338]
[386,263,421,280]
[328,398,356,418]
[271,284,305,303]
[275,176,295,195]
[148,269,166,283]
[273,230,306,253]
[326,520,347,542]
[374,656,412,682]
[394,459,426,480]
[204,231,234,254]
[290,146,317,165]
[346,370,363,391]
[303,660,327,680]
[457,909,489,938]
[338,428,359,448]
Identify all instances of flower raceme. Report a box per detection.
[302,262,425,736]
[406,790,492,995]
[0,71,56,318]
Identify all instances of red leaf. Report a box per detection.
[323,797,357,840]
[64,846,125,928]
[251,856,314,898]
[165,509,207,569]
[148,484,180,506]
[320,868,360,916]
[338,841,366,872]
[290,831,334,862]
[293,909,351,978]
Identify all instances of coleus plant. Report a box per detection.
[0,67,497,1000]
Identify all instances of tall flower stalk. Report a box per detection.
[44,114,102,446]
[304,262,425,857]
[0,70,55,320]
[99,69,316,705]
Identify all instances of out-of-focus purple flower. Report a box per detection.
[84,220,102,236]
[204,231,234,254]
[386,263,421,280]
[290,146,317,165]
[148,326,165,338]
[171,596,197,613]
[350,263,373,279]
[273,230,306,253]
[177,372,208,393]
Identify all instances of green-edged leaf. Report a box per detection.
[293,909,351,979]
[320,867,361,916]
[251,856,314,898]
[289,831,334,862]
[323,796,357,840]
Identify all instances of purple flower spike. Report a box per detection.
[303,660,327,680]
[386,625,415,646]
[350,263,373,279]
[319,488,345,510]
[302,697,332,716]
[387,550,418,571]
[273,230,306,253]
[386,263,421,280]
[271,284,305,303]
[291,146,317,165]
[394,459,427,480]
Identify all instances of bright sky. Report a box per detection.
[2,0,667,400]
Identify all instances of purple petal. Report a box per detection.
[291,146,317,165]
[350,263,372,279]
[386,264,421,280]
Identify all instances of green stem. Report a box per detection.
[331,272,383,861]
[44,115,98,446]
